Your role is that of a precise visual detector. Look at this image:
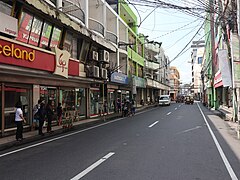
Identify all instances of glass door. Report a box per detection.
[4,85,30,129]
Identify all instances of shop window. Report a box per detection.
[40,86,57,113]
[4,86,30,129]
[76,88,86,118]
[62,89,75,111]
[28,17,43,46]
[39,22,53,48]
[17,11,34,43]
[0,1,12,15]
[50,26,61,48]
[90,89,100,116]
[108,89,115,113]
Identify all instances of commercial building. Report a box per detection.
[0,0,170,136]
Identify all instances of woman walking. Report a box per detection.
[15,101,26,141]
[46,100,54,133]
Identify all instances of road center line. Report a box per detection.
[167,112,171,115]
[70,152,115,180]
[148,121,159,128]
[197,103,238,180]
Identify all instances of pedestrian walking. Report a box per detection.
[117,98,121,113]
[38,101,46,136]
[46,100,54,133]
[15,101,26,141]
[131,99,136,116]
[57,103,63,126]
[33,99,41,130]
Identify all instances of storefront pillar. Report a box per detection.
[86,88,90,119]
[1,83,4,136]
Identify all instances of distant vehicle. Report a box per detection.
[185,95,194,104]
[159,95,171,106]
[176,95,184,103]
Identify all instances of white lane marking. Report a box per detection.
[148,121,159,128]
[166,112,171,115]
[197,103,238,180]
[177,126,202,134]
[179,105,181,107]
[175,108,178,110]
[70,152,115,180]
[0,107,158,158]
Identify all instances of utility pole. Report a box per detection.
[209,0,216,109]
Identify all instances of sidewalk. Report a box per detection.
[208,105,240,139]
[0,104,156,151]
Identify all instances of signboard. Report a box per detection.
[218,49,232,87]
[0,38,79,77]
[133,75,146,88]
[0,12,18,37]
[54,46,70,78]
[111,72,128,84]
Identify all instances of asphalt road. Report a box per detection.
[0,102,240,180]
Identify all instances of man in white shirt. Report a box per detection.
[15,101,26,141]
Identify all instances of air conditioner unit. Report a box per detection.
[89,65,99,78]
[92,51,98,61]
[99,50,109,63]
[101,68,108,79]
[93,66,99,77]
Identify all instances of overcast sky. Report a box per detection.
[130,0,205,84]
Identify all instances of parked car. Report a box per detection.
[159,95,171,106]
[185,95,194,104]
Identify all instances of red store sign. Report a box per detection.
[0,38,79,76]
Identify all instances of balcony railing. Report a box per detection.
[106,31,117,44]
[89,18,104,37]
[62,0,85,23]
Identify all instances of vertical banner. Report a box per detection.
[231,34,240,87]
[218,49,232,87]
[54,46,70,78]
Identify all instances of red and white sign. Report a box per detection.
[54,46,70,78]
[0,12,18,37]
[214,70,223,88]
[0,38,83,77]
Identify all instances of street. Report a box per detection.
[0,102,240,180]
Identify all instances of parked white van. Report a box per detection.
[159,95,171,106]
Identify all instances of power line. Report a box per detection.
[152,17,202,39]
[158,21,205,69]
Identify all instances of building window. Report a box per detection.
[198,57,203,64]
[17,11,34,43]
[138,65,143,78]
[63,32,79,59]
[39,22,53,48]
[17,10,62,49]
[28,16,43,46]
[50,26,61,48]
[0,1,12,15]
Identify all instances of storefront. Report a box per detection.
[0,36,96,135]
[110,72,130,109]
[133,76,146,106]
[89,88,100,117]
